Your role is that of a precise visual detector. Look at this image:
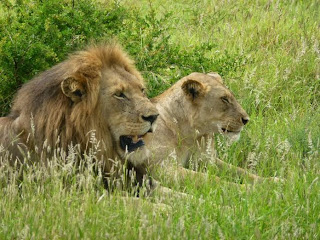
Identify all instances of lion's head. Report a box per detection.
[180,72,249,141]
[96,62,159,166]
[3,43,158,170]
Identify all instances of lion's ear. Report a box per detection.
[61,77,86,103]
[207,72,223,84]
[182,79,205,100]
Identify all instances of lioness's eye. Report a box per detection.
[221,96,229,104]
[114,92,127,99]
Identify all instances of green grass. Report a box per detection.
[1,0,320,239]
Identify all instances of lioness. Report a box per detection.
[0,43,158,186]
[145,72,279,186]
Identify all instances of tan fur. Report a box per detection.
[0,42,158,176]
[146,72,280,186]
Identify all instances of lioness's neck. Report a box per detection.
[154,84,195,137]
[151,83,201,166]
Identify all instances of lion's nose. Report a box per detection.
[142,114,159,124]
[242,117,249,125]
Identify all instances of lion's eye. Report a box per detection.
[114,92,127,99]
[221,97,229,104]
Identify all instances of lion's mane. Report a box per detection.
[0,42,143,172]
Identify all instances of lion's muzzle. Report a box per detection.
[120,134,147,152]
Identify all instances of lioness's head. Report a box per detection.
[181,72,249,141]
[60,44,158,166]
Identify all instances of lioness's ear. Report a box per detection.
[61,77,86,103]
[207,72,223,84]
[182,79,205,100]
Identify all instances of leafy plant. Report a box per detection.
[0,0,127,116]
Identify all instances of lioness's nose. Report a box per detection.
[142,114,159,124]
[242,117,249,125]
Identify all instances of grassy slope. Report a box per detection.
[1,0,320,239]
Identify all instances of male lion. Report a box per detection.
[145,72,280,187]
[0,43,159,185]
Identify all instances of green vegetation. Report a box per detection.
[0,0,319,239]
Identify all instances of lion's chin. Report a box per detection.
[124,146,150,167]
[117,134,151,167]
